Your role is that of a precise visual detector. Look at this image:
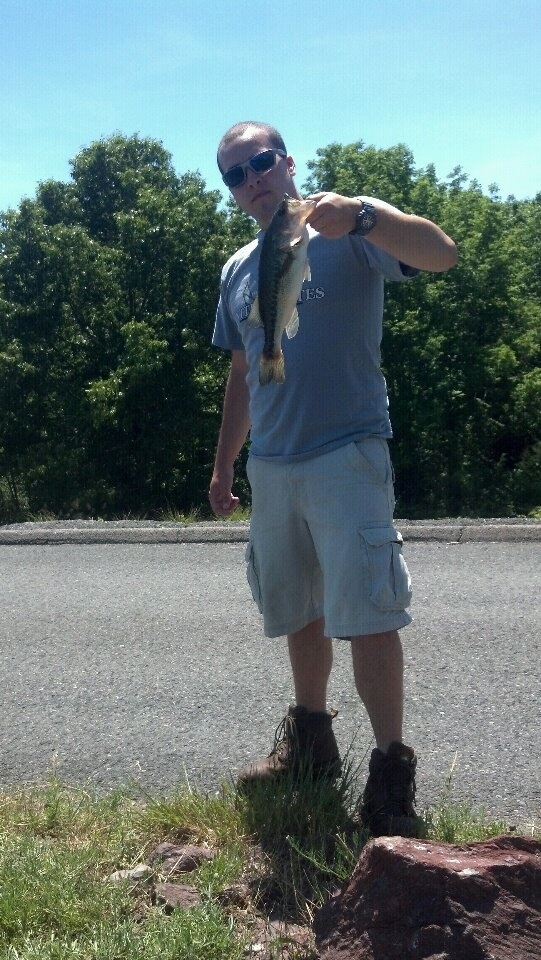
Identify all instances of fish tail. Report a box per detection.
[259,351,285,385]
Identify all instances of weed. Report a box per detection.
[234,751,368,922]
[136,783,245,847]
[423,752,509,843]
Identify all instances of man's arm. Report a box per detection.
[307,192,457,273]
[209,349,251,518]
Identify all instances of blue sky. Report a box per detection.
[2,0,540,213]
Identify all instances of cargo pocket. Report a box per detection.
[360,526,412,612]
[245,542,263,611]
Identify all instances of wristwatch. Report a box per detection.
[350,201,377,237]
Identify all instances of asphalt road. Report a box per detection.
[1,530,540,828]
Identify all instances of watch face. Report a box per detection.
[359,204,376,235]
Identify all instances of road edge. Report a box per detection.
[0,520,540,544]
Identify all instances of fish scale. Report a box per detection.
[248,194,316,385]
[261,251,293,352]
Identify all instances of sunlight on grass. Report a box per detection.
[0,770,537,957]
[160,506,251,524]
[0,777,143,867]
[136,783,246,847]
[425,802,508,843]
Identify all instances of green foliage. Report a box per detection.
[304,140,416,208]
[0,835,132,946]
[0,134,253,519]
[425,803,508,844]
[136,784,245,848]
[0,778,245,959]
[304,143,540,517]
[0,134,539,519]
[236,751,365,919]
[0,775,537,957]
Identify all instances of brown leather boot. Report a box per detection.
[237,705,342,786]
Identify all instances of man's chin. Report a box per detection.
[251,191,280,227]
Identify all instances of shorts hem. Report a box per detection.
[329,611,413,638]
[262,608,325,639]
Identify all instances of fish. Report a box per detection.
[247,194,316,385]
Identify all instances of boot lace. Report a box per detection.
[269,713,296,763]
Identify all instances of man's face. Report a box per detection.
[218,128,299,229]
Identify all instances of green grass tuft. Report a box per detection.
[135,783,245,847]
[424,801,508,843]
[234,752,369,921]
[158,505,251,524]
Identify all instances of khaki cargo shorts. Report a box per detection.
[245,438,412,639]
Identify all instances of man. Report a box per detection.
[209,121,457,837]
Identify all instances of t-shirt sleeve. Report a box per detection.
[212,267,245,351]
[361,238,420,281]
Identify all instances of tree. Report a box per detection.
[304,141,416,209]
[1,136,538,519]
[305,142,540,516]
[0,134,252,518]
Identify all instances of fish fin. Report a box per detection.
[285,309,299,339]
[289,236,303,249]
[259,351,285,385]
[304,259,311,282]
[247,294,262,327]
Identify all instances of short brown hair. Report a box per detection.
[217,121,287,172]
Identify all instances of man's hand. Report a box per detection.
[305,192,361,239]
[209,467,240,518]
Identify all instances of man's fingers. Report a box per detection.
[209,489,239,517]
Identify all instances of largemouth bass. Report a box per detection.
[248,194,316,384]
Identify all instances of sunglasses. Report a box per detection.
[222,149,287,189]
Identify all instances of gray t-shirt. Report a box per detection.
[212,226,418,462]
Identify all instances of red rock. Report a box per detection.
[154,882,202,912]
[314,835,541,959]
[148,841,215,874]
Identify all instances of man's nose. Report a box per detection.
[245,165,261,187]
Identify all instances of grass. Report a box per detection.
[5,496,541,526]
[159,505,251,524]
[1,506,253,526]
[0,768,538,960]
